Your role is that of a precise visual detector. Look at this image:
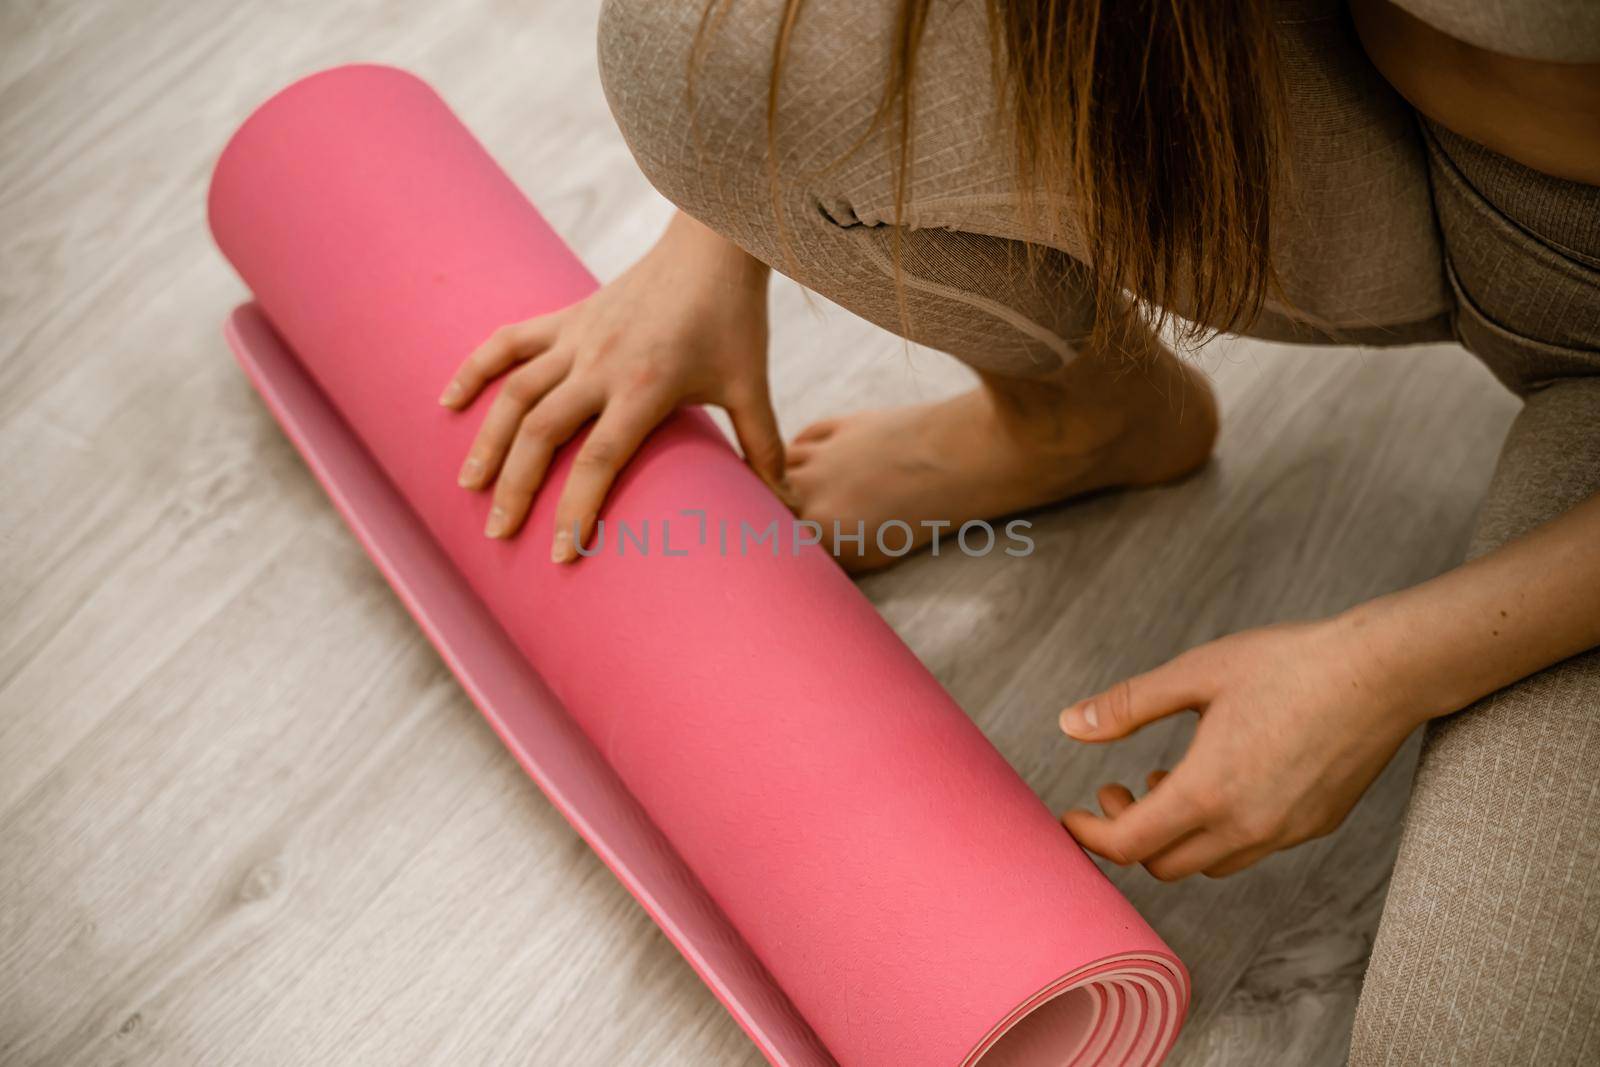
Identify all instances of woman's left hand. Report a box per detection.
[1058,616,1426,880]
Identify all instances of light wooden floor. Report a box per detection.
[0,2,1522,1064]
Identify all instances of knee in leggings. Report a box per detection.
[599,0,890,250]
[598,0,785,226]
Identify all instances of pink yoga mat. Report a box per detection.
[208,65,1188,1067]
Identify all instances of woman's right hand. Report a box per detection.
[439,211,780,562]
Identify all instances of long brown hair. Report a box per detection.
[694,0,1286,350]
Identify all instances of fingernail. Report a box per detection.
[458,456,484,488]
[485,506,509,538]
[551,530,574,564]
[1061,702,1098,736]
[439,382,463,406]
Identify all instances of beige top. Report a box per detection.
[1392,0,1600,62]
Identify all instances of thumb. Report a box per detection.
[726,386,787,496]
[1061,655,1210,742]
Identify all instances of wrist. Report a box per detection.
[1331,594,1464,729]
[660,211,768,291]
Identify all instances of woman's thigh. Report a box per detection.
[599,0,1097,377]
[599,0,1455,356]
[1421,120,1600,392]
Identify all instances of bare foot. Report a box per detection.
[784,344,1217,573]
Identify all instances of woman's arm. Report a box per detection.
[1058,491,1600,880]
[1354,491,1600,718]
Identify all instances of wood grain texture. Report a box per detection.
[0,2,1520,1064]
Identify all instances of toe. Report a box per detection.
[793,419,839,445]
[785,466,821,504]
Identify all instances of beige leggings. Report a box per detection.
[596,0,1600,1061]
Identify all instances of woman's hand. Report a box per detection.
[1058,492,1600,880]
[1058,616,1426,880]
[439,211,780,561]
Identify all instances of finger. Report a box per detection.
[726,388,786,491]
[550,391,673,562]
[1061,773,1204,865]
[441,317,562,409]
[485,380,602,539]
[458,353,571,489]
[1145,769,1169,791]
[1060,656,1213,742]
[1203,844,1277,879]
[1142,830,1236,882]
[1097,783,1136,818]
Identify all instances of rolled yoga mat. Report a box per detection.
[208,64,1188,1067]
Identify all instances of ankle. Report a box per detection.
[977,340,1218,487]
[978,376,1124,458]
[979,343,1205,452]
[1075,330,1216,435]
